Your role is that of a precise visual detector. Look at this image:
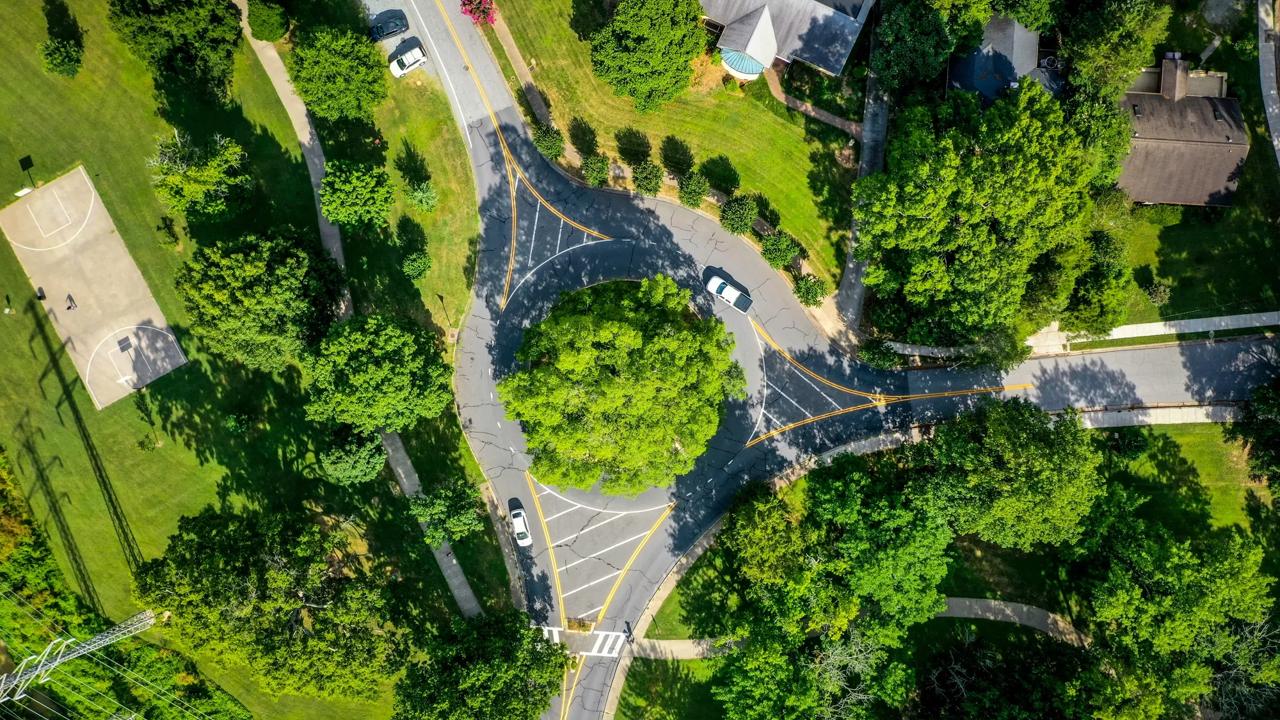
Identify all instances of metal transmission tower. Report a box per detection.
[0,610,155,702]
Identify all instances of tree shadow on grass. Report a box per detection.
[568,116,598,157]
[569,0,610,41]
[280,0,366,33]
[615,127,651,166]
[698,155,739,196]
[42,0,83,48]
[660,135,695,177]
[620,658,722,720]
[394,139,432,187]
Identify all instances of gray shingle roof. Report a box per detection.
[1118,93,1250,206]
[949,16,1043,99]
[701,0,866,75]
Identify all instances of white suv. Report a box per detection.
[390,43,427,78]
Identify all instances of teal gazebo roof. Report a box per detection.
[722,49,765,77]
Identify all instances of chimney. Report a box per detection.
[1161,55,1188,101]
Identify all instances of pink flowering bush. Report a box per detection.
[460,0,496,24]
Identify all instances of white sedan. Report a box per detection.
[510,508,534,547]
[390,43,427,78]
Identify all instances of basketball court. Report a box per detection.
[0,166,187,409]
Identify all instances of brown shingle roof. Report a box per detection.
[1118,93,1250,206]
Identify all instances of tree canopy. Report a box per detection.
[321,161,394,227]
[1062,0,1170,99]
[177,233,338,371]
[291,28,388,121]
[1229,378,1280,484]
[108,0,241,92]
[391,612,568,720]
[911,398,1103,550]
[853,84,1097,345]
[134,507,396,698]
[498,276,744,494]
[1061,231,1130,337]
[589,0,706,111]
[305,314,451,433]
[149,133,250,219]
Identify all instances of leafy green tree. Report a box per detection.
[581,154,610,187]
[793,274,830,307]
[305,314,451,433]
[176,233,337,371]
[407,479,484,547]
[761,230,801,269]
[912,398,1103,550]
[402,250,432,280]
[532,123,565,159]
[321,161,394,227]
[1229,379,1280,483]
[713,639,822,720]
[870,0,956,93]
[632,160,663,195]
[319,428,387,486]
[135,507,395,698]
[392,612,569,720]
[853,84,1096,345]
[498,276,745,494]
[405,180,439,212]
[1061,231,1129,337]
[589,0,706,111]
[291,28,387,120]
[993,0,1056,30]
[149,133,249,218]
[1085,527,1276,719]
[108,0,241,92]
[40,37,83,77]
[1062,0,1170,98]
[678,171,709,207]
[719,195,758,234]
[247,0,288,41]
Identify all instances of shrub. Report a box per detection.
[677,171,709,208]
[460,0,496,25]
[857,338,901,370]
[719,195,758,234]
[760,230,801,269]
[533,123,565,159]
[1145,278,1172,307]
[247,0,288,41]
[793,273,830,307]
[406,180,439,212]
[402,251,431,280]
[582,154,610,187]
[632,161,663,195]
[319,430,387,486]
[40,38,82,77]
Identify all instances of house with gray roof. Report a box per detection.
[1118,55,1249,207]
[700,0,873,80]
[949,16,1063,101]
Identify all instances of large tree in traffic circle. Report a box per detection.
[499,275,745,495]
[305,314,451,433]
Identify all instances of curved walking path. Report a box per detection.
[232,1,481,618]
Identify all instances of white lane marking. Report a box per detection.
[544,505,582,522]
[762,410,782,427]
[26,190,72,236]
[749,322,768,439]
[788,363,843,410]
[504,239,619,303]
[581,605,604,617]
[408,0,471,149]
[552,513,627,546]
[538,626,562,644]
[534,481,671,515]
[556,218,564,253]
[527,200,541,263]
[562,571,622,598]
[557,531,651,572]
[767,381,808,414]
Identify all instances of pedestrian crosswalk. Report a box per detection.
[534,626,631,658]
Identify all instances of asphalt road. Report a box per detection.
[376,1,1280,717]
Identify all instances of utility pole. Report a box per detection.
[0,610,155,702]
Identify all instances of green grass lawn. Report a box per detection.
[492,0,855,281]
[1103,12,1280,325]
[617,657,724,720]
[0,3,451,718]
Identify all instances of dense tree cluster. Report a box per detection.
[589,0,706,111]
[321,161,395,227]
[108,0,241,93]
[854,84,1096,345]
[291,29,388,121]
[176,232,340,371]
[499,276,744,494]
[135,507,397,698]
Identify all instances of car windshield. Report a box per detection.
[396,58,407,70]
[716,281,728,294]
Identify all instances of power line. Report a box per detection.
[1,591,205,720]
[2,634,136,720]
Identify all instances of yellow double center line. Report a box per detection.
[428,0,609,310]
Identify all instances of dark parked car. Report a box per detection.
[369,13,409,42]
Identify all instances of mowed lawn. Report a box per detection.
[494,0,854,281]
[0,2,427,718]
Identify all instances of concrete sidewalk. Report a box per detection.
[234,0,481,619]
[1026,311,1280,353]
[940,597,1089,647]
[1258,0,1280,171]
